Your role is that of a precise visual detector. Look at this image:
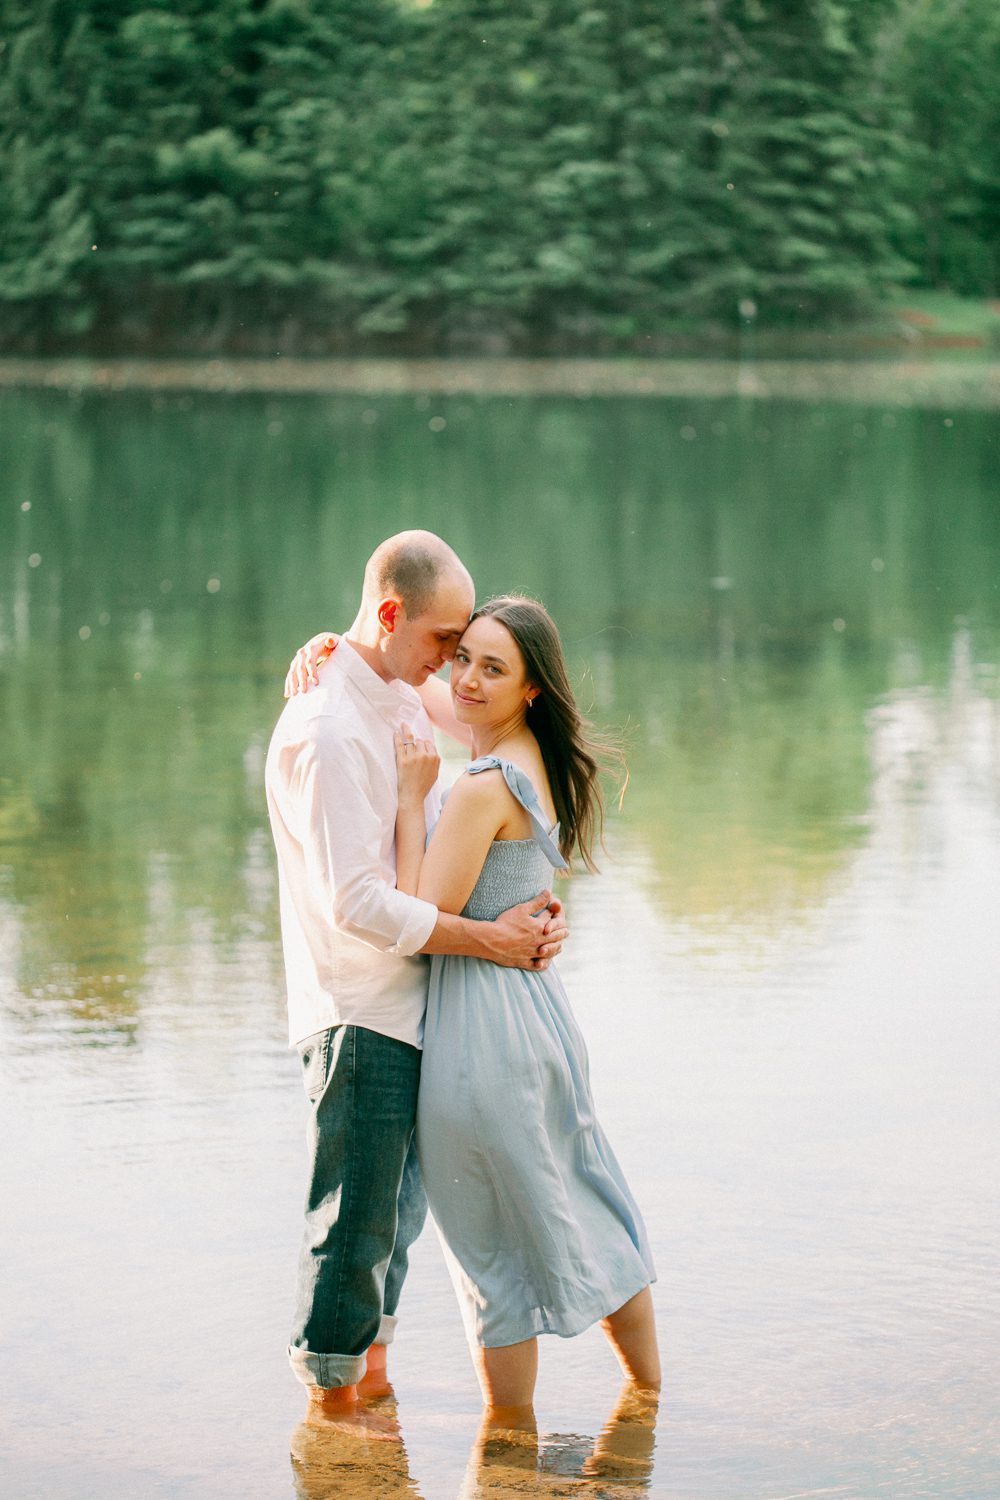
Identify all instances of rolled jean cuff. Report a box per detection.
[288,1345,366,1390]
[376,1313,398,1346]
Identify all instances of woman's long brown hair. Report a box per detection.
[471,595,626,872]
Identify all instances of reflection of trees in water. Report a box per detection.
[610,643,874,921]
[612,629,1000,926]
[1,390,998,1031]
[867,629,1000,860]
[3,390,999,656]
[0,645,283,1045]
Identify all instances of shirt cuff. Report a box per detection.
[385,896,439,957]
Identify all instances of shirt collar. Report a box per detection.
[333,638,423,725]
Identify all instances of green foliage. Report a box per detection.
[885,0,1000,295]
[0,0,992,349]
[0,0,408,345]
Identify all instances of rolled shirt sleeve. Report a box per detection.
[299,729,438,957]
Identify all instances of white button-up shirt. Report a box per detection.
[265,640,441,1049]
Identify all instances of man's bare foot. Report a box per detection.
[357,1372,395,1402]
[290,1419,415,1499]
[357,1343,394,1401]
[303,1384,401,1442]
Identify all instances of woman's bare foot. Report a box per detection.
[480,1404,537,1434]
[582,1380,659,1479]
[471,1408,539,1486]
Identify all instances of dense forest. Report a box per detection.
[0,0,997,354]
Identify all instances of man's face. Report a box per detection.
[383,574,475,687]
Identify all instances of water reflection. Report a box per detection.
[289,1384,657,1500]
[290,1396,423,1500]
[1,388,999,1025]
[9,633,1000,1054]
[1,387,999,1499]
[461,1386,657,1499]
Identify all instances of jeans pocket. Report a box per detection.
[297,1029,333,1102]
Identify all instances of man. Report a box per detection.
[265,530,566,1429]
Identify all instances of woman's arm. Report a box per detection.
[284,632,337,697]
[414,771,513,914]
[393,729,440,894]
[394,739,513,912]
[417,674,474,749]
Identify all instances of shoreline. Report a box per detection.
[1,355,998,407]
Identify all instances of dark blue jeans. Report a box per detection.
[288,1024,427,1389]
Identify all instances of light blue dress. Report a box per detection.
[417,755,656,1348]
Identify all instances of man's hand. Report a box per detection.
[485,890,569,972]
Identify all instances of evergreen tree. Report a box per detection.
[0,1,101,337]
[656,0,913,321]
[389,0,913,335]
[886,0,1000,294]
[0,0,989,350]
[0,0,410,348]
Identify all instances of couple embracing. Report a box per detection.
[265,530,659,1431]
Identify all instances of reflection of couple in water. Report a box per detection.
[290,1380,658,1498]
[266,531,659,1471]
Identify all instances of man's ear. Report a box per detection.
[377,599,400,635]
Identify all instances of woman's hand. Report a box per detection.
[394,727,440,895]
[394,727,440,807]
[284,632,339,697]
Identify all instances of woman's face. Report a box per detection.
[450,616,536,727]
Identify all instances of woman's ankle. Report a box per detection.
[481,1403,537,1432]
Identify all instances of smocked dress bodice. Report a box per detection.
[451,756,566,920]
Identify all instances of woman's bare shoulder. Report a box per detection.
[447,764,509,809]
[439,764,524,832]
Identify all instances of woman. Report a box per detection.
[289,597,658,1412]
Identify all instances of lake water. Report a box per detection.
[1,374,999,1499]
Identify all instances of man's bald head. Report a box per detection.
[362,530,471,620]
[349,530,474,686]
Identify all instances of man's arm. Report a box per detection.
[295,729,437,954]
[422,897,567,970]
[303,731,565,968]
